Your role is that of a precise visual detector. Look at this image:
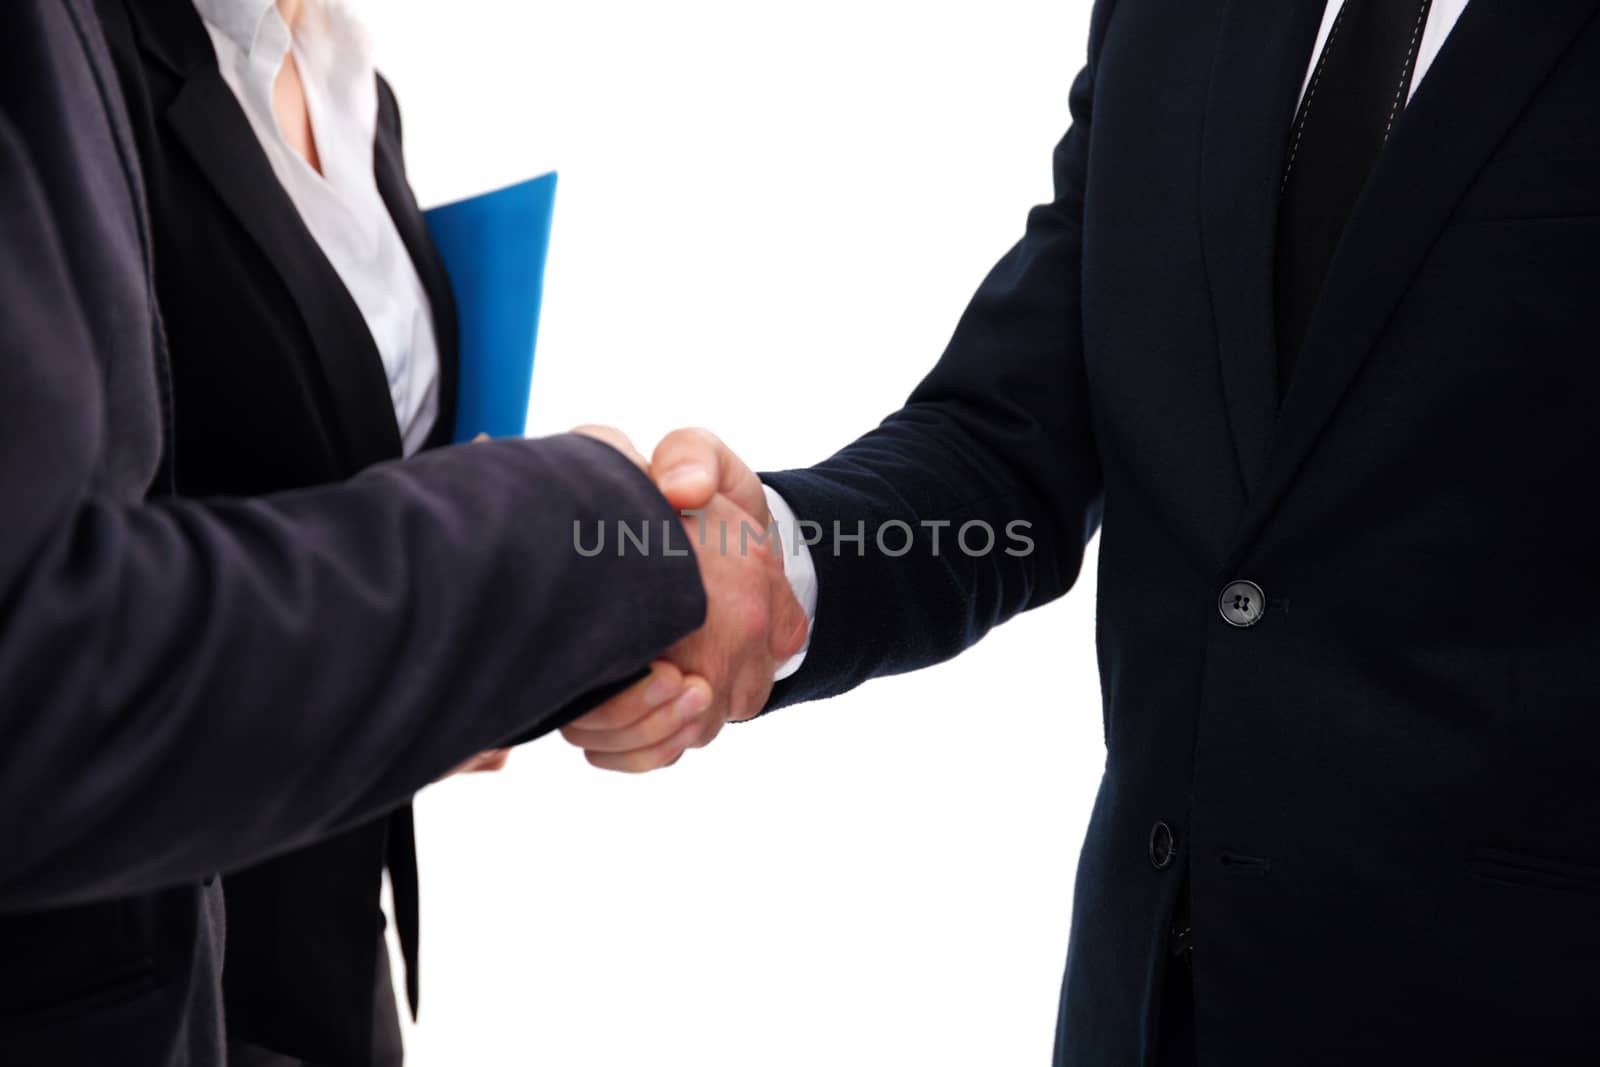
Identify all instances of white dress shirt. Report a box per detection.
[771,0,1472,681]
[194,0,442,455]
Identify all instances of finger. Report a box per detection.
[563,662,683,735]
[472,748,512,772]
[561,679,712,754]
[652,428,764,516]
[451,748,512,775]
[440,747,510,780]
[571,424,649,472]
[583,716,706,774]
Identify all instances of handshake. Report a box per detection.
[561,425,810,773]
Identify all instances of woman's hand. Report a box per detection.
[445,749,512,777]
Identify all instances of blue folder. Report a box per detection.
[423,172,558,442]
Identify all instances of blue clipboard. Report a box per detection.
[423,172,558,442]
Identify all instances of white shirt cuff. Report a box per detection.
[763,484,818,682]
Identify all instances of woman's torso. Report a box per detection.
[93,1,459,1062]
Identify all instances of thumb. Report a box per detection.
[652,428,766,518]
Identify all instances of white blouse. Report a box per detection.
[193,0,441,455]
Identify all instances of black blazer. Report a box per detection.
[766,1,1600,1064]
[0,3,704,1066]
[95,0,457,1062]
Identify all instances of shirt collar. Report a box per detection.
[191,0,281,56]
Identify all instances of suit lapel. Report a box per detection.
[130,0,404,472]
[1199,0,1328,496]
[1227,0,1600,567]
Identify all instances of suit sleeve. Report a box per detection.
[763,3,1116,709]
[0,115,705,910]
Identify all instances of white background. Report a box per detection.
[362,2,1103,1064]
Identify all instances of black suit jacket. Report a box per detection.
[766,2,1600,1064]
[95,2,457,1060]
[0,3,705,1065]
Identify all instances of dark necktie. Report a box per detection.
[1275,0,1433,395]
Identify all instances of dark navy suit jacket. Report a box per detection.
[0,2,704,1063]
[767,2,1600,1063]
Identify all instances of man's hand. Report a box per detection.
[560,660,714,773]
[561,427,807,772]
[571,424,650,472]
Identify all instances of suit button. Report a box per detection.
[1218,580,1266,628]
[1149,821,1178,871]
